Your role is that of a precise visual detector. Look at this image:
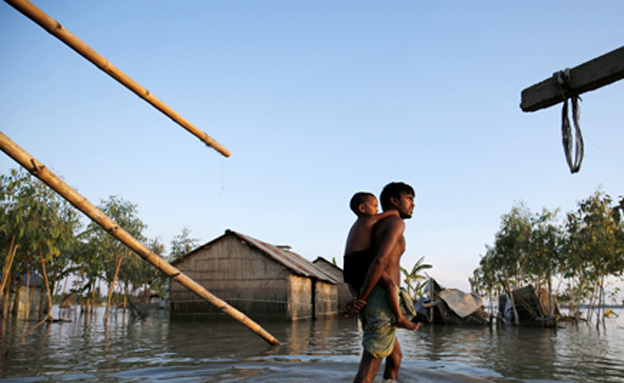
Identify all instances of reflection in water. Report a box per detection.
[0,306,623,382]
[166,312,362,361]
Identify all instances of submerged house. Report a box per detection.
[312,256,352,310]
[414,278,490,325]
[0,272,46,319]
[498,284,560,326]
[169,230,341,321]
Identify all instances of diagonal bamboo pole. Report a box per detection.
[5,0,230,158]
[0,131,279,346]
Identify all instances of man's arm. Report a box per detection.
[356,217,405,302]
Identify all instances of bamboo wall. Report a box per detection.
[314,280,338,319]
[288,274,313,320]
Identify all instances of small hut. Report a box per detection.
[169,230,341,321]
[499,285,560,326]
[0,272,46,319]
[312,256,353,310]
[414,278,490,325]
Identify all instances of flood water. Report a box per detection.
[1,306,623,382]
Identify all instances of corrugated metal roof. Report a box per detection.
[172,230,341,284]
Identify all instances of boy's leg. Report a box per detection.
[379,273,419,331]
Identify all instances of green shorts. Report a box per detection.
[360,286,416,358]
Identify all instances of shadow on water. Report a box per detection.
[0,306,623,382]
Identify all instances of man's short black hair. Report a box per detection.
[380,182,415,211]
[349,192,374,215]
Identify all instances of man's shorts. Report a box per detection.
[360,286,416,358]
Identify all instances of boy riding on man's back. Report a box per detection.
[343,192,419,331]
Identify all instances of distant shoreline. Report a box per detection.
[559,304,624,309]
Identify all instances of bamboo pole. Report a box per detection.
[4,0,230,158]
[0,131,279,346]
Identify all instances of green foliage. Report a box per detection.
[562,190,624,319]
[401,256,432,299]
[169,227,199,260]
[0,168,81,301]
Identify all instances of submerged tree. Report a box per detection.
[472,203,566,323]
[526,208,564,316]
[563,190,624,324]
[475,203,535,293]
[85,195,145,323]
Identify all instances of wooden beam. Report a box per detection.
[0,131,279,346]
[520,46,624,112]
[5,0,231,157]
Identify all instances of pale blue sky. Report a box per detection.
[1,1,623,294]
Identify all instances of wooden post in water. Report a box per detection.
[0,131,280,346]
[502,275,519,326]
[5,0,230,158]
[428,278,434,324]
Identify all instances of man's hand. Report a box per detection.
[353,298,367,312]
[342,297,367,318]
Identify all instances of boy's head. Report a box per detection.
[349,192,378,217]
[380,182,415,211]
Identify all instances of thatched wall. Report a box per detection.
[288,274,313,320]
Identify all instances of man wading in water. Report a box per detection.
[352,182,418,383]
